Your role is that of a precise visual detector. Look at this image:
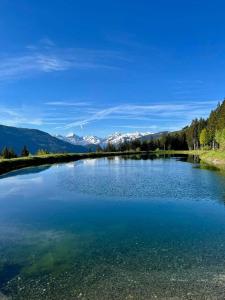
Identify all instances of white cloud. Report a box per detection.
[0,54,69,80]
[0,106,43,127]
[0,43,125,81]
[0,100,218,133]
[64,105,122,128]
[63,101,218,129]
[45,101,90,106]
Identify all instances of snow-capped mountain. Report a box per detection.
[105,132,152,145]
[55,131,153,147]
[55,133,103,146]
[83,135,102,145]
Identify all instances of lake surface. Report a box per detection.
[0,155,225,299]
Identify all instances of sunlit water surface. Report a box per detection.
[0,155,225,299]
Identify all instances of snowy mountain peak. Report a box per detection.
[55,131,154,147]
[66,132,79,138]
[83,136,102,145]
[55,133,103,146]
[106,132,152,145]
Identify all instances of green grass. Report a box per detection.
[198,150,225,168]
[154,149,204,155]
[154,149,225,169]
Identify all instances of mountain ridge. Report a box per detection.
[56,131,168,147]
[0,124,88,154]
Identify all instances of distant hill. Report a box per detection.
[139,131,169,142]
[0,125,88,154]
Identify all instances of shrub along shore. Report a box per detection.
[0,150,225,176]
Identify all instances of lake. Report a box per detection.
[0,154,225,299]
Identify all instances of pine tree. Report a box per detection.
[1,147,17,159]
[21,145,29,157]
[1,147,10,159]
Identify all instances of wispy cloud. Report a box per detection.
[0,106,43,127]
[0,41,126,81]
[64,105,122,128]
[45,101,90,106]
[0,100,218,134]
[0,54,70,80]
[114,125,158,129]
[63,101,218,129]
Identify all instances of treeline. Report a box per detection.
[97,131,188,153]
[185,100,225,150]
[1,100,225,157]
[100,99,225,152]
[0,146,50,159]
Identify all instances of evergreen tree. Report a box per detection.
[1,147,17,159]
[141,141,149,151]
[21,145,29,157]
[96,145,103,152]
[1,147,10,159]
[105,143,116,152]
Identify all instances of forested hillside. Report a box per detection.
[0,124,88,156]
[102,100,225,152]
[185,100,225,150]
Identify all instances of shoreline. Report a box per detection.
[0,151,148,176]
[0,150,224,176]
[153,150,225,170]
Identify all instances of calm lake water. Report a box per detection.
[1,155,225,299]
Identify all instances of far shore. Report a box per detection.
[0,150,225,176]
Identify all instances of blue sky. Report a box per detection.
[0,0,224,137]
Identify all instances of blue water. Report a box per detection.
[0,155,225,299]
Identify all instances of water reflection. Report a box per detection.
[0,155,225,299]
[0,165,51,180]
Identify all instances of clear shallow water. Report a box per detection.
[0,155,225,299]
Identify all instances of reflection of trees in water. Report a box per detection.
[118,153,198,162]
[178,155,200,164]
[119,154,158,160]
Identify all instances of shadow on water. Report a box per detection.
[0,165,51,179]
[109,153,190,161]
[177,154,225,174]
[0,264,21,289]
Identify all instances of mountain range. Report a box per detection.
[0,124,168,154]
[56,131,168,147]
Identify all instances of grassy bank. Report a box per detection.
[154,149,225,169]
[154,150,202,155]
[0,149,225,176]
[198,150,225,169]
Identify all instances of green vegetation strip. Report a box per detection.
[154,150,225,169]
[198,150,225,169]
[0,150,225,176]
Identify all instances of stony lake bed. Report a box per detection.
[0,155,225,299]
